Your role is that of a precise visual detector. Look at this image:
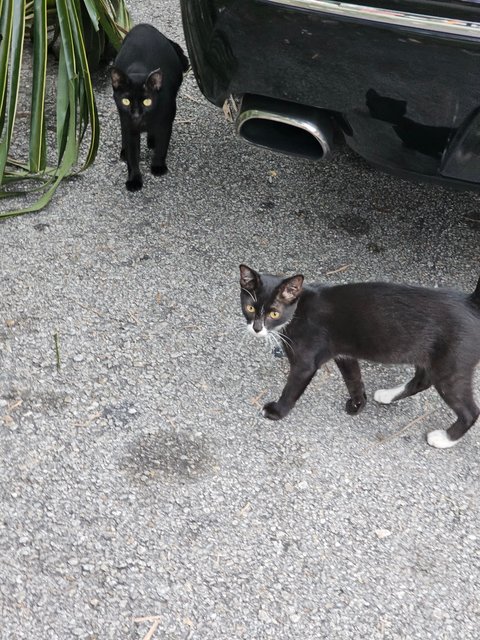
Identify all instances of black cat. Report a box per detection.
[111,23,189,191]
[239,265,480,449]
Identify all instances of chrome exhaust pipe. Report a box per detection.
[236,94,334,160]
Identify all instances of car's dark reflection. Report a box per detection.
[366,88,454,157]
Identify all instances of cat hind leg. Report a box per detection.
[427,372,479,449]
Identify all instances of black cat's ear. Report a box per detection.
[278,275,304,303]
[146,68,163,91]
[111,66,127,89]
[240,265,259,291]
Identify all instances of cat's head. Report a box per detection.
[239,264,303,337]
[111,67,163,126]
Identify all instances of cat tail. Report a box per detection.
[471,276,480,307]
[169,39,190,73]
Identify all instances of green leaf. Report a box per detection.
[91,0,130,52]
[65,0,99,169]
[0,0,26,182]
[0,78,77,218]
[0,0,13,137]
[81,0,99,29]
[56,42,70,160]
[29,0,48,172]
[55,0,77,84]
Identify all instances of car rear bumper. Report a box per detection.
[181,0,480,187]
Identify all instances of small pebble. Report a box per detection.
[375,529,392,539]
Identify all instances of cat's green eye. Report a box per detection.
[246,304,255,313]
[121,98,130,106]
[269,310,280,319]
[143,98,153,107]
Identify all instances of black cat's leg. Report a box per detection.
[334,357,367,415]
[120,128,128,161]
[263,359,319,421]
[427,372,479,449]
[147,133,155,149]
[125,132,142,191]
[374,366,432,405]
[118,114,129,162]
[151,120,173,177]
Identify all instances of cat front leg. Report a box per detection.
[151,120,173,177]
[120,124,128,162]
[263,360,318,420]
[334,357,367,415]
[124,131,143,191]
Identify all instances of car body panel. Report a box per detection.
[180,0,480,186]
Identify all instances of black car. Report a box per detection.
[180,0,480,189]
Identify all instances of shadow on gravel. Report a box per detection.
[120,430,215,484]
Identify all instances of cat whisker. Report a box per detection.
[277,330,292,345]
[273,330,294,354]
[264,332,279,353]
[272,327,291,343]
[279,336,293,351]
[267,332,278,349]
[269,331,293,352]
[230,322,255,350]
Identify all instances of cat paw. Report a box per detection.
[345,394,367,415]
[374,383,406,404]
[151,164,168,177]
[126,176,143,191]
[426,429,459,449]
[120,148,126,161]
[262,401,287,421]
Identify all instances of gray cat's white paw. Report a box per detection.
[374,384,406,405]
[427,429,459,449]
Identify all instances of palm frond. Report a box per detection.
[0,0,131,217]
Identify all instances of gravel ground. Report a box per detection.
[1,2,480,639]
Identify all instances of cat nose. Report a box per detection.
[253,320,264,333]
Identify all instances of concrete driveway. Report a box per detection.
[1,1,479,638]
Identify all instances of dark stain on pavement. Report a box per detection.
[333,213,371,237]
[121,430,214,484]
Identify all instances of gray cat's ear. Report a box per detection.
[240,265,259,291]
[111,66,127,89]
[146,68,163,91]
[278,275,304,303]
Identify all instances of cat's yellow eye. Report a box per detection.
[269,310,280,319]
[121,98,130,106]
[143,98,153,107]
[246,304,255,313]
